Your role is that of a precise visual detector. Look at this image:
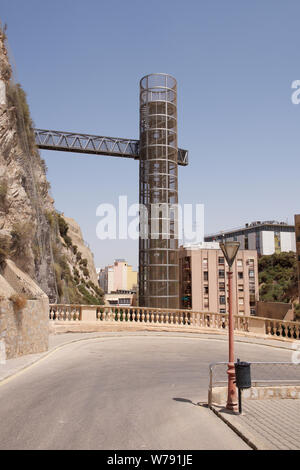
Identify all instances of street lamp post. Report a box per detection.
[219,240,240,412]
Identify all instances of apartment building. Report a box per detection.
[98,265,114,294]
[205,221,295,255]
[179,242,259,316]
[98,259,138,294]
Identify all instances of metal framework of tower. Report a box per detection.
[139,73,179,308]
[34,73,188,309]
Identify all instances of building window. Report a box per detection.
[237,260,243,268]
[238,272,243,280]
[204,286,209,294]
[204,271,208,281]
[250,308,256,316]
[238,298,244,305]
[249,270,255,278]
[218,257,224,265]
[203,258,208,267]
[219,295,226,305]
[219,282,225,291]
[238,286,244,292]
[219,309,226,314]
[219,270,225,278]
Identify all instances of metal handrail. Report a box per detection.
[208,361,300,407]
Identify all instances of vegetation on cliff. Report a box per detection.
[46,210,104,304]
[258,252,298,304]
[0,25,103,305]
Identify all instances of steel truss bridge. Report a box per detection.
[34,129,188,166]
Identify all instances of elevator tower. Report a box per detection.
[139,74,179,309]
[35,73,187,309]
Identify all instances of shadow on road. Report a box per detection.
[173,397,206,407]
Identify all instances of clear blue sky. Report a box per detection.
[2,0,299,270]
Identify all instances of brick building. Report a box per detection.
[179,242,259,316]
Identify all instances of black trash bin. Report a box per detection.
[235,359,251,389]
[234,359,251,413]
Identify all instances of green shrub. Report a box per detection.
[10,222,33,257]
[57,214,69,238]
[0,248,7,269]
[6,82,36,153]
[73,267,80,277]
[82,267,89,277]
[78,284,103,305]
[0,180,8,212]
[40,158,48,173]
[0,235,10,269]
[45,211,56,228]
[64,235,72,248]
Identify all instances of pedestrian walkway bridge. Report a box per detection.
[35,129,189,165]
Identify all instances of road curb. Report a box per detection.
[209,405,259,450]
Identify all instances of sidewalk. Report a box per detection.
[211,399,300,450]
[0,330,297,384]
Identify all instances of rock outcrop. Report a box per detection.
[0,26,57,300]
[63,216,98,286]
[0,25,103,305]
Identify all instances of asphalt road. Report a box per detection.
[0,334,293,450]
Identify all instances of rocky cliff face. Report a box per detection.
[0,26,103,305]
[63,216,99,286]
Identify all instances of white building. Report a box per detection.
[205,221,295,256]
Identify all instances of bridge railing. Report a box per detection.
[208,361,300,406]
[49,304,300,341]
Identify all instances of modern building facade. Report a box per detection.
[98,260,137,294]
[295,214,300,301]
[139,73,179,309]
[179,242,259,316]
[205,221,295,256]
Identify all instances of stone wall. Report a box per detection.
[0,260,49,359]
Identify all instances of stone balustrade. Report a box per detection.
[49,304,300,341]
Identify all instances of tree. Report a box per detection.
[258,252,297,303]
